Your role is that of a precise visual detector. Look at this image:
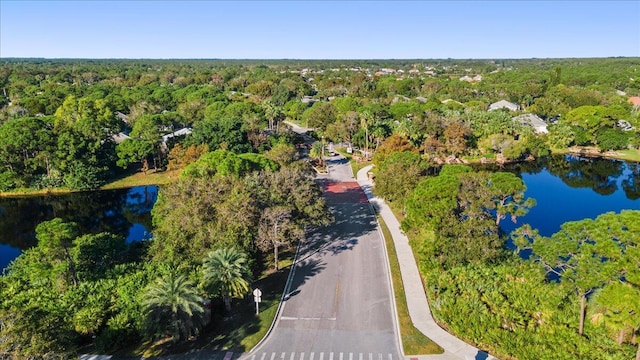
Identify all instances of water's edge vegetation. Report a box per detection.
[1,57,640,358]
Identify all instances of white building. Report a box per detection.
[489,100,520,112]
[512,114,548,134]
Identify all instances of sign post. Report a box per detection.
[253,288,262,315]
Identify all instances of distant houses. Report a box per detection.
[489,100,520,112]
[112,132,131,144]
[115,111,129,124]
[162,127,192,144]
[459,75,482,83]
[301,95,315,104]
[512,113,548,134]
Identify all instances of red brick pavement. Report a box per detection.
[321,181,369,204]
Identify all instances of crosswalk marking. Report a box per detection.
[250,352,393,360]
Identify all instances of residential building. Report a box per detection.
[512,113,548,134]
[489,100,520,112]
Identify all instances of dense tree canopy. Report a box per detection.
[2,57,640,358]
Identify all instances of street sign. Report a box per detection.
[253,288,262,315]
[253,288,262,302]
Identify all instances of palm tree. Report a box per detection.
[201,248,251,312]
[310,141,325,167]
[142,274,205,343]
[360,111,373,160]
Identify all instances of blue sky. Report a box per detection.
[1,1,639,59]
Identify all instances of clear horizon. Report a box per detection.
[1,1,639,59]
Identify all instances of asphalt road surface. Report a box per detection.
[245,155,401,360]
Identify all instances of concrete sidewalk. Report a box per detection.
[356,165,496,360]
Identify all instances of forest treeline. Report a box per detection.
[1,57,640,358]
[0,57,639,191]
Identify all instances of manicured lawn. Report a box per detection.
[552,146,640,162]
[614,148,640,161]
[101,169,181,190]
[0,169,180,197]
[377,215,444,355]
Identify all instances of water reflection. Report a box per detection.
[545,155,624,196]
[498,155,640,238]
[622,162,640,200]
[0,186,157,271]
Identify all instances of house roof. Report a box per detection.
[489,100,520,111]
[512,113,548,133]
[628,96,640,106]
[112,132,130,144]
[115,111,129,123]
[162,128,192,143]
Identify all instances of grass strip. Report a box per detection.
[377,215,444,355]
[100,169,181,190]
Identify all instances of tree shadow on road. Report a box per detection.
[285,256,326,294]
[300,203,377,259]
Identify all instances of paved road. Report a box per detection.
[246,155,401,359]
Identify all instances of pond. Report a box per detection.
[0,186,158,272]
[1,156,639,273]
[497,155,640,239]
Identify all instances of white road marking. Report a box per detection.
[270,353,276,360]
[290,353,295,360]
[310,353,315,360]
[260,353,266,360]
[339,353,343,360]
[300,353,305,360]
[281,353,286,360]
[320,353,324,360]
[329,353,334,360]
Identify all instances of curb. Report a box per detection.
[243,240,304,358]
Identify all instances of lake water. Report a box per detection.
[0,186,158,272]
[1,156,639,272]
[497,155,640,238]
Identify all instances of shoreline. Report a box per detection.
[0,169,180,198]
[2,148,638,198]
